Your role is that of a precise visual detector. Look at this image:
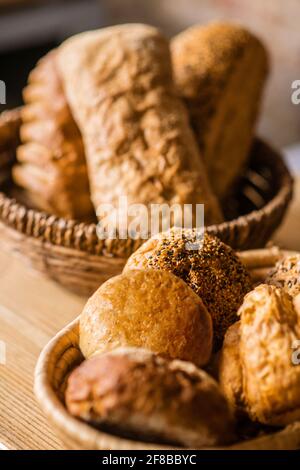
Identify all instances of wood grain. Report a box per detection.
[0,249,86,450]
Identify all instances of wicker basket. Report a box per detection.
[34,247,300,450]
[0,109,294,296]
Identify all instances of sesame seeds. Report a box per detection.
[141,230,253,350]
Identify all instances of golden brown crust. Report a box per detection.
[57,24,223,228]
[124,229,253,349]
[13,49,94,219]
[266,254,300,297]
[219,321,245,417]
[239,284,300,426]
[79,269,213,367]
[171,22,269,199]
[66,348,234,447]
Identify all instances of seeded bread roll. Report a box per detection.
[66,348,234,447]
[124,228,253,349]
[13,50,94,219]
[266,254,300,297]
[57,24,223,229]
[80,269,212,367]
[171,22,269,199]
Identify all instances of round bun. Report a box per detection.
[66,348,234,447]
[124,228,252,349]
[80,269,212,367]
[266,254,300,297]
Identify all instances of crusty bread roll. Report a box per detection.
[266,254,300,297]
[66,348,234,447]
[220,285,300,426]
[124,228,253,349]
[57,24,223,229]
[239,285,300,426]
[80,269,212,367]
[13,50,94,219]
[171,22,269,199]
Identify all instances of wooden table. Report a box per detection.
[0,178,299,450]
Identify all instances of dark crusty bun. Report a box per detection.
[266,254,300,297]
[124,228,252,349]
[171,22,269,199]
[66,348,234,447]
[80,269,212,367]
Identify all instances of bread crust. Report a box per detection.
[220,285,300,425]
[79,269,212,367]
[171,22,269,199]
[13,50,94,219]
[239,284,300,426]
[266,254,300,297]
[219,321,245,417]
[57,24,223,228]
[66,348,234,447]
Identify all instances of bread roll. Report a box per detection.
[220,285,300,425]
[219,321,244,417]
[239,285,300,426]
[57,24,223,230]
[13,50,94,219]
[266,254,300,297]
[124,228,253,349]
[66,348,234,447]
[80,269,212,367]
[171,22,269,199]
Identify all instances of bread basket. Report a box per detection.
[34,247,300,450]
[0,109,294,296]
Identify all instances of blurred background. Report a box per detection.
[0,0,300,152]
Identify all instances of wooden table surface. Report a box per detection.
[0,177,299,450]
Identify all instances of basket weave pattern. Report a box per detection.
[34,248,300,450]
[0,110,294,295]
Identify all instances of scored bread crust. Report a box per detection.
[57,24,223,228]
[13,50,94,219]
[239,284,300,426]
[66,348,234,447]
[171,22,269,199]
[220,285,300,425]
[79,269,213,367]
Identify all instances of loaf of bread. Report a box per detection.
[66,348,234,447]
[13,50,94,219]
[80,269,213,367]
[57,24,223,230]
[124,228,253,349]
[171,22,269,199]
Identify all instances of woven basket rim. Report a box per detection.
[0,109,294,257]
[34,248,300,450]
